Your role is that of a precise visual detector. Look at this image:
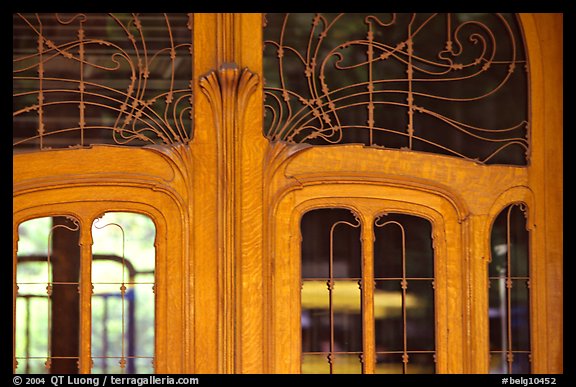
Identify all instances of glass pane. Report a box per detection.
[489,209,508,277]
[133,357,154,374]
[406,353,435,374]
[490,352,507,374]
[51,283,80,368]
[302,354,330,374]
[374,213,434,279]
[333,280,362,352]
[374,221,403,278]
[91,357,124,374]
[374,213,436,374]
[404,219,434,279]
[91,212,156,374]
[51,359,78,372]
[92,212,156,274]
[15,295,49,358]
[375,281,403,352]
[92,260,127,285]
[121,284,156,362]
[489,204,531,374]
[17,217,51,255]
[490,205,529,277]
[511,280,530,351]
[17,262,49,289]
[15,358,49,375]
[16,216,81,374]
[333,354,362,374]
[301,280,330,353]
[332,220,361,278]
[92,286,124,359]
[134,282,155,358]
[512,353,531,374]
[489,279,507,351]
[509,208,529,277]
[301,208,363,374]
[301,208,361,278]
[375,353,404,374]
[406,281,435,351]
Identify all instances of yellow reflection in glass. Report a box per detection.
[333,354,362,374]
[302,280,420,316]
[301,280,359,311]
[375,354,404,374]
[302,354,329,374]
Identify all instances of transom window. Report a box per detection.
[264,13,528,165]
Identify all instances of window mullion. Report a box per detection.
[361,218,375,374]
[79,223,93,374]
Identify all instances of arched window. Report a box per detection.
[489,203,531,374]
[299,209,437,374]
[15,212,156,374]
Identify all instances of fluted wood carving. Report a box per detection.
[199,63,259,373]
[200,64,260,138]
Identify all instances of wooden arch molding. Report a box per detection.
[266,172,467,373]
[13,145,192,373]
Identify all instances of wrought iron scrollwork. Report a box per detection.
[264,13,529,165]
[13,13,193,150]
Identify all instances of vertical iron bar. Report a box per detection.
[506,206,514,373]
[400,224,408,374]
[446,13,452,51]
[78,19,85,146]
[102,295,108,374]
[367,22,374,145]
[328,221,335,374]
[120,287,126,373]
[406,14,415,150]
[499,269,507,373]
[120,224,127,374]
[25,298,31,374]
[36,14,44,150]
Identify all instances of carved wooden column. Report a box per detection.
[78,219,93,374]
[192,13,265,373]
[466,214,490,373]
[200,65,259,374]
[521,13,563,374]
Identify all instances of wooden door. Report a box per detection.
[13,13,562,374]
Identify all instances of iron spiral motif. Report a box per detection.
[264,13,529,165]
[13,13,193,150]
